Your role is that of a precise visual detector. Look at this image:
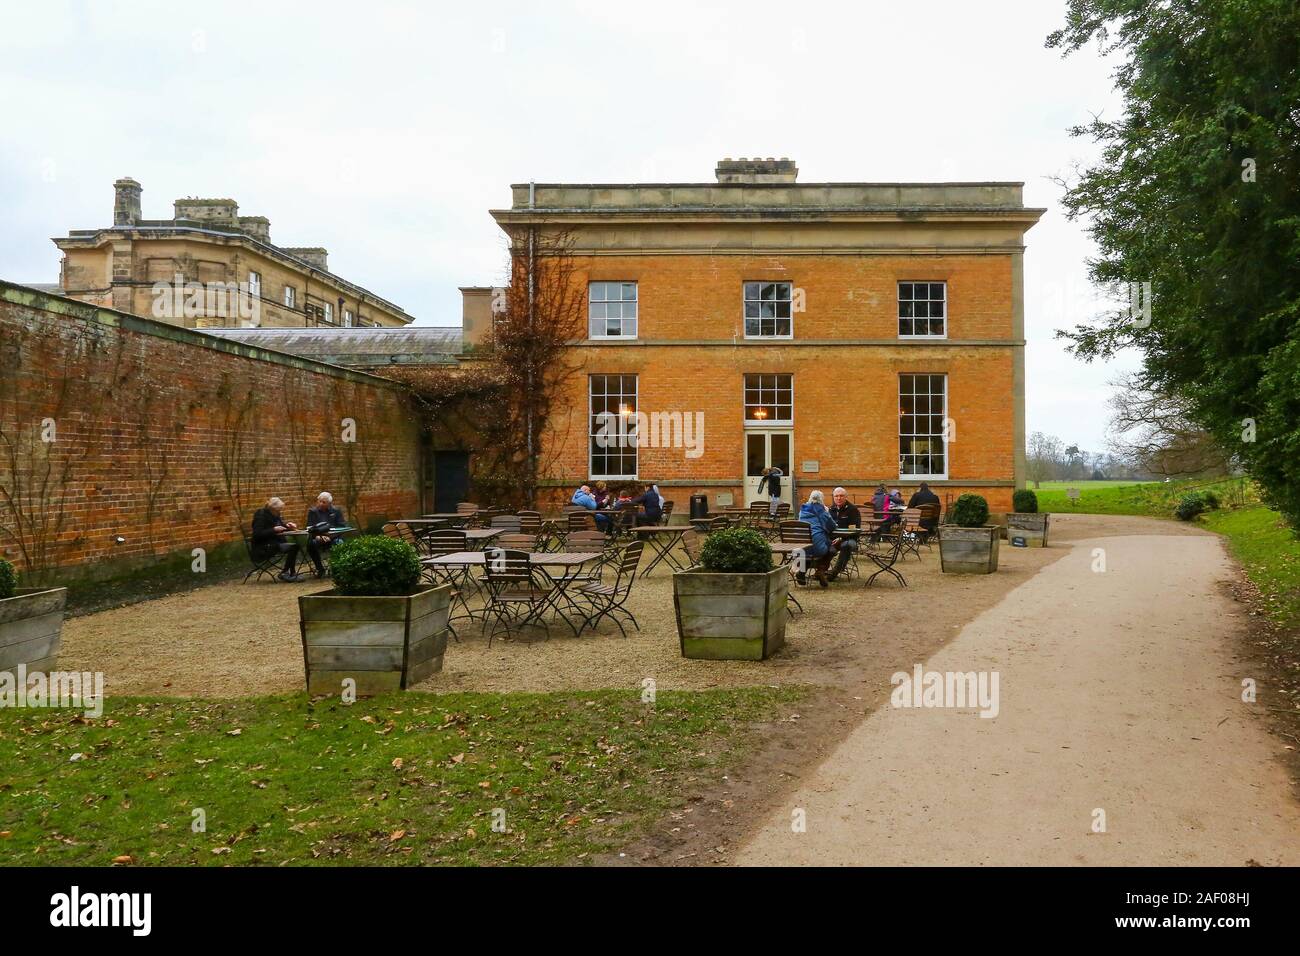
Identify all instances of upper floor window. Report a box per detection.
[744,373,793,425]
[247,270,261,299]
[899,373,948,479]
[323,302,334,324]
[344,309,354,328]
[744,282,793,338]
[898,281,946,337]
[589,282,637,338]
[283,286,296,308]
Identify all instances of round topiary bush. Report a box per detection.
[329,535,423,596]
[949,493,990,528]
[1012,489,1039,514]
[699,526,772,574]
[1174,493,1206,521]
[0,558,16,601]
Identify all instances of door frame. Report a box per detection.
[743,429,794,508]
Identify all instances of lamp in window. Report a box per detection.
[753,407,768,420]
[618,403,632,417]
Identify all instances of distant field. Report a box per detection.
[1032,478,1249,517]
[1033,480,1156,490]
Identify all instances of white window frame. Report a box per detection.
[344,309,354,328]
[588,281,638,339]
[247,270,261,299]
[588,374,638,479]
[323,302,334,324]
[898,373,948,480]
[898,281,948,339]
[743,373,794,427]
[283,286,296,308]
[743,281,794,339]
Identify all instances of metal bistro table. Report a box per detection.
[632,525,689,578]
[422,550,602,635]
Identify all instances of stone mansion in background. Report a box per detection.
[52,178,414,330]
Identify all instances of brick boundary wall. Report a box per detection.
[0,281,422,581]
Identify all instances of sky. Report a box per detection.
[0,0,1139,452]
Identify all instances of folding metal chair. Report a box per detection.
[575,540,644,637]
[481,548,554,646]
[242,529,289,583]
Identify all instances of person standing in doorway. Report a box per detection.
[757,466,784,516]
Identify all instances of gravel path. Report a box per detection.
[733,524,1300,865]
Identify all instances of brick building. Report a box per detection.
[52,178,415,330]
[488,158,1044,516]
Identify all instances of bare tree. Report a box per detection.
[1025,431,1064,488]
[1106,374,1233,478]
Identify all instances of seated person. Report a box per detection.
[251,496,317,583]
[630,483,665,526]
[796,490,837,588]
[305,491,346,578]
[907,482,941,531]
[572,483,610,531]
[826,487,861,581]
[592,480,611,510]
[870,483,901,541]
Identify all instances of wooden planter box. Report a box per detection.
[1005,512,1050,547]
[939,526,1000,574]
[299,584,451,696]
[0,587,67,676]
[673,565,788,661]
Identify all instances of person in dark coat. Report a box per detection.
[757,467,784,516]
[251,496,315,582]
[630,484,664,526]
[796,490,837,588]
[305,491,346,577]
[907,482,941,531]
[826,487,861,580]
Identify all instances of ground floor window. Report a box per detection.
[589,374,638,478]
[899,373,947,479]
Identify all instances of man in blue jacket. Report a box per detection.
[571,483,609,531]
[796,490,837,588]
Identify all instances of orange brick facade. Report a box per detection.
[537,253,1020,515]
[0,282,422,577]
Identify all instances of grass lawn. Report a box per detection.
[1032,477,1250,517]
[1033,480,1157,490]
[0,686,801,866]
[1204,508,1300,628]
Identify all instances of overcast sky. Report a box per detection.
[0,0,1139,452]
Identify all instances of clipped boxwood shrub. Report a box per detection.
[1012,489,1039,514]
[949,493,990,528]
[0,558,16,600]
[1174,493,1206,521]
[699,526,772,574]
[329,535,422,596]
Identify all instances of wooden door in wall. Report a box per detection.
[743,430,793,510]
[433,451,470,514]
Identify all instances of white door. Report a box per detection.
[743,430,793,509]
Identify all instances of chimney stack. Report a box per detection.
[715,157,798,184]
[113,177,142,225]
